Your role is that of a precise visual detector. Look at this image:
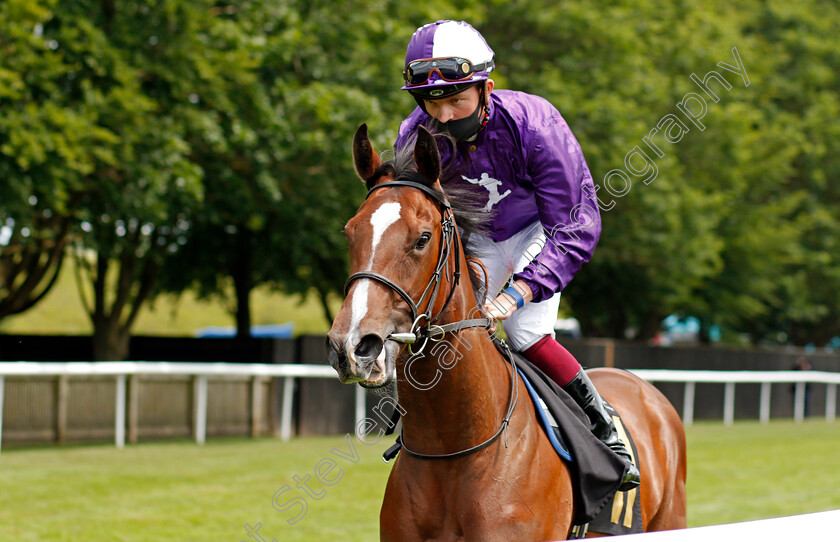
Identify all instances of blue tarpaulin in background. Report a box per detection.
[195,323,294,338]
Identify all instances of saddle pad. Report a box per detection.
[582,402,643,536]
[516,366,573,462]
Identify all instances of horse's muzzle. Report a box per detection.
[326,334,385,383]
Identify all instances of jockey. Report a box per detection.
[396,20,640,491]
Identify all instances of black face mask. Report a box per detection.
[432,94,488,142]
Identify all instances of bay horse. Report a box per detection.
[327,123,686,541]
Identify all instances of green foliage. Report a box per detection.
[2,0,840,346]
[157,0,489,328]
[0,0,118,321]
[482,0,840,343]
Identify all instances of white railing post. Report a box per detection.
[682,381,695,426]
[759,382,771,424]
[354,385,366,430]
[280,376,295,441]
[195,375,208,445]
[793,382,805,423]
[723,382,735,426]
[0,375,5,454]
[115,374,126,449]
[826,384,836,422]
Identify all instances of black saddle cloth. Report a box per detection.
[496,341,627,525]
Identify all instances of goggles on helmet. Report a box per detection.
[403,56,495,86]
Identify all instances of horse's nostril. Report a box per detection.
[355,334,384,361]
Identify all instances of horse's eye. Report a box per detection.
[414,232,432,249]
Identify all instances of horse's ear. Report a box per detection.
[413,125,440,185]
[352,123,381,183]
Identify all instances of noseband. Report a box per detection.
[343,172,490,354]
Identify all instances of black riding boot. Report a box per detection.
[562,369,641,491]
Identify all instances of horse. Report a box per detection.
[327,123,687,541]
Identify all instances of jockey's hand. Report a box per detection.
[483,280,534,321]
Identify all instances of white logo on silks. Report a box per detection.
[462,173,511,212]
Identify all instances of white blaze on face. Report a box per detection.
[349,202,401,339]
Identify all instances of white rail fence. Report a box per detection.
[0,363,837,453]
[631,369,840,426]
[0,362,364,454]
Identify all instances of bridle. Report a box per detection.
[343,171,518,461]
[343,171,491,355]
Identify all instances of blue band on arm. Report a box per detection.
[504,286,525,309]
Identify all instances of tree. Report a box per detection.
[9,0,839,349]
[483,1,732,338]
[160,0,488,333]
[0,0,118,323]
[483,0,840,344]
[737,1,840,346]
[49,0,203,360]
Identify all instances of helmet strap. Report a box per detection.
[477,85,490,131]
[421,84,489,142]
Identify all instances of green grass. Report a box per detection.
[0,258,339,337]
[685,419,840,526]
[0,421,838,541]
[0,436,390,542]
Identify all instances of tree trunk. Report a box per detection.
[636,310,664,342]
[92,318,130,361]
[86,241,161,361]
[234,279,252,338]
[233,228,253,338]
[315,284,334,326]
[609,310,628,340]
[698,317,713,345]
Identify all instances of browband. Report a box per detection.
[367,172,451,209]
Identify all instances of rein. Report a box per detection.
[343,172,518,461]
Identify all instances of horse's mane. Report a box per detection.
[377,135,492,241]
[371,135,493,304]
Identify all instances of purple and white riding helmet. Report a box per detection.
[401,20,495,101]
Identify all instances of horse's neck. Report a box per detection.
[396,251,512,447]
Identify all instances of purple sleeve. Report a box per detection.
[512,115,601,303]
